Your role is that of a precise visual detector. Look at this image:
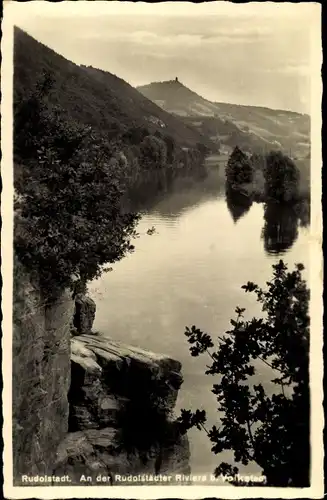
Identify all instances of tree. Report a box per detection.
[250,153,266,172]
[122,126,150,146]
[226,146,253,186]
[163,134,176,164]
[264,151,300,202]
[178,260,310,487]
[14,69,56,161]
[139,135,167,170]
[14,72,140,296]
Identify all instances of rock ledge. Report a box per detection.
[53,331,190,483]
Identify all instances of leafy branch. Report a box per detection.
[177,261,310,487]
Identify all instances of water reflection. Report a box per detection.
[126,166,225,220]
[295,198,310,228]
[124,162,309,257]
[91,162,310,477]
[225,187,253,224]
[262,200,309,255]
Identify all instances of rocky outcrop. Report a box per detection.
[69,334,182,429]
[73,294,96,335]
[13,278,191,485]
[53,426,190,484]
[13,257,74,483]
[53,331,190,483]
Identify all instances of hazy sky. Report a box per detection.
[11,1,320,112]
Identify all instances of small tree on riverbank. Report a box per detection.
[139,135,168,170]
[178,260,310,487]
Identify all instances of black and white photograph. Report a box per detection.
[1,1,323,498]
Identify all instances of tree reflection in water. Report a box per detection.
[225,186,253,224]
[262,200,310,255]
[294,198,310,228]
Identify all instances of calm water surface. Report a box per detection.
[89,164,310,477]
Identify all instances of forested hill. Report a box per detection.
[14,28,216,152]
[137,79,310,158]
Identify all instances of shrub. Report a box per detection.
[178,261,310,487]
[139,135,167,170]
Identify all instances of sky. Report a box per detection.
[10,1,321,113]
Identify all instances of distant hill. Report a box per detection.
[137,79,310,158]
[14,29,216,152]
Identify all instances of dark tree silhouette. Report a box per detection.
[226,146,253,186]
[178,261,310,487]
[264,151,300,202]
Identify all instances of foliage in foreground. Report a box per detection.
[178,260,310,487]
[14,72,140,295]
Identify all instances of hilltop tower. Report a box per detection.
[175,76,179,82]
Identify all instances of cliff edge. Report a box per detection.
[13,275,190,485]
[54,331,190,484]
[13,257,74,481]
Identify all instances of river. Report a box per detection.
[89,161,310,478]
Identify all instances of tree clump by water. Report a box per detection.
[225,146,304,203]
[177,260,310,487]
[263,150,301,202]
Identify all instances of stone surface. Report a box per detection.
[73,294,96,335]
[53,426,191,485]
[12,256,74,484]
[69,334,183,431]
[61,332,190,482]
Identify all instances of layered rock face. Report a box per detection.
[53,296,191,484]
[73,293,96,335]
[13,276,190,485]
[54,425,190,485]
[12,258,74,483]
[69,334,182,430]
